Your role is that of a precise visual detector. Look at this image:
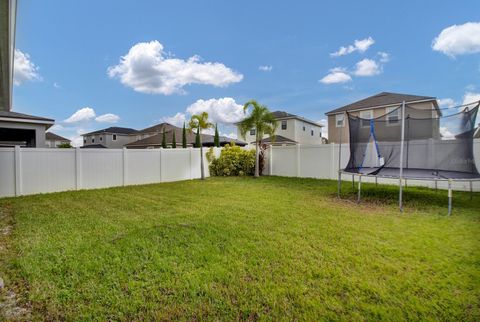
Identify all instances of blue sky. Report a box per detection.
[12,0,480,145]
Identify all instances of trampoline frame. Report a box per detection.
[336,100,480,215]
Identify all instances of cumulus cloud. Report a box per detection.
[186,97,244,124]
[107,40,243,95]
[440,126,455,140]
[95,113,120,123]
[330,37,375,57]
[437,98,457,108]
[64,107,96,123]
[377,51,390,63]
[13,49,42,85]
[353,58,381,76]
[319,67,352,84]
[161,112,186,127]
[432,22,480,57]
[259,65,273,72]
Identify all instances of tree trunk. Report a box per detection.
[200,136,205,180]
[254,134,259,178]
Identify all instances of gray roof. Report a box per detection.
[325,92,437,115]
[82,126,138,136]
[271,110,322,127]
[252,135,297,145]
[0,110,54,122]
[137,123,176,134]
[80,144,107,149]
[45,132,70,141]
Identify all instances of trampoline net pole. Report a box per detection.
[337,113,345,198]
[398,101,406,212]
[357,174,362,204]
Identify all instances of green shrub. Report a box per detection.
[207,144,255,176]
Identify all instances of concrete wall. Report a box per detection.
[0,147,220,197]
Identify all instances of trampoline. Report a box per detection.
[337,100,480,215]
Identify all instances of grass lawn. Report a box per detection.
[0,176,479,320]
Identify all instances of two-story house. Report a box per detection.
[81,127,139,148]
[238,111,324,145]
[325,92,441,144]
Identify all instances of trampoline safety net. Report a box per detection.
[344,102,480,180]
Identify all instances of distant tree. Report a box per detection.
[182,123,187,148]
[238,100,277,177]
[162,128,167,148]
[188,112,213,180]
[172,131,176,148]
[214,123,220,147]
[57,142,72,148]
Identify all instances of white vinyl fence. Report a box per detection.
[0,147,220,197]
[264,139,480,192]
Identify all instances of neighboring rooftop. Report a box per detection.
[137,123,177,134]
[0,110,55,123]
[252,135,297,145]
[82,126,138,136]
[80,144,107,149]
[45,132,70,141]
[325,92,437,115]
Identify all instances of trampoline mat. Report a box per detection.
[343,167,480,180]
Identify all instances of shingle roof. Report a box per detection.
[325,92,437,115]
[271,111,297,118]
[0,110,54,122]
[137,123,176,134]
[126,126,246,147]
[252,135,297,145]
[80,144,107,149]
[45,132,70,141]
[82,127,138,136]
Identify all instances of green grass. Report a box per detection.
[1,176,479,320]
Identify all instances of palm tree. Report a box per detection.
[188,112,213,180]
[238,100,277,177]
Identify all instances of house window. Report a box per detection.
[83,138,86,144]
[250,129,255,135]
[303,126,306,131]
[113,134,117,141]
[311,129,314,136]
[281,120,287,130]
[92,137,95,143]
[100,136,102,141]
[386,106,400,125]
[360,110,373,128]
[335,114,344,128]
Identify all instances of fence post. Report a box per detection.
[122,147,127,186]
[75,147,81,190]
[160,148,165,182]
[296,144,301,177]
[14,146,22,196]
[189,147,194,179]
[269,145,273,175]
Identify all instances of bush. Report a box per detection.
[207,144,255,176]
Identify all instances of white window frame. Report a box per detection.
[250,128,256,135]
[113,134,117,141]
[360,110,373,128]
[335,114,344,128]
[386,106,400,126]
[281,120,287,130]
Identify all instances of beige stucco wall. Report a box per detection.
[237,118,323,145]
[327,101,438,143]
[82,133,136,148]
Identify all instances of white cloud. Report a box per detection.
[259,65,273,72]
[377,51,390,63]
[440,126,455,140]
[13,49,42,85]
[107,40,243,95]
[48,124,64,132]
[95,113,120,123]
[53,82,61,89]
[353,58,381,76]
[462,92,480,111]
[319,67,352,84]
[432,22,480,57]
[161,112,186,127]
[186,97,244,124]
[64,107,96,123]
[330,37,375,57]
[437,98,457,108]
[223,132,238,139]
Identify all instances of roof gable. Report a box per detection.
[326,92,437,115]
[82,126,138,136]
